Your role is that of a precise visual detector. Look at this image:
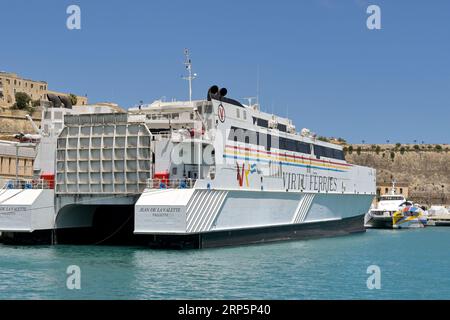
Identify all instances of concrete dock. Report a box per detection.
[427,215,450,226]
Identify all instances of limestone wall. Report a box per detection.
[346,145,450,205]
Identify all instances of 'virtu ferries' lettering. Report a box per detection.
[283,172,338,192]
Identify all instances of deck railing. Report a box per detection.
[146,178,196,189]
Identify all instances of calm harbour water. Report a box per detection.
[0,228,449,300]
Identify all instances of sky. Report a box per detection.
[1,0,449,143]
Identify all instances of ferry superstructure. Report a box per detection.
[0,86,376,248]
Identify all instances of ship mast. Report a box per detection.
[391,179,397,195]
[183,48,197,102]
[182,49,201,178]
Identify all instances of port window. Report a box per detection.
[385,188,388,193]
[400,188,403,194]
[243,110,247,120]
[236,108,240,118]
[172,167,177,175]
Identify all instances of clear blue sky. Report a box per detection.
[1,0,449,143]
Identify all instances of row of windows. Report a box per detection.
[236,108,247,120]
[313,145,345,160]
[228,126,345,160]
[253,117,268,128]
[0,77,46,90]
[252,117,288,132]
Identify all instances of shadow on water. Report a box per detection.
[56,205,148,246]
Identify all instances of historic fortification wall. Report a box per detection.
[346,144,450,205]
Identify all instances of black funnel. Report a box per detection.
[59,95,73,109]
[207,85,219,101]
[47,94,62,108]
[219,88,227,97]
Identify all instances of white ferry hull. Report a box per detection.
[364,213,394,229]
[0,189,55,232]
[135,189,373,248]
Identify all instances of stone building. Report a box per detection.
[0,141,35,180]
[0,71,87,109]
[376,182,409,199]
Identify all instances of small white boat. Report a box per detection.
[364,181,407,229]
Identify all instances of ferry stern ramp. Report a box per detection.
[52,113,154,243]
[0,113,155,244]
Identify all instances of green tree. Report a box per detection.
[413,144,420,151]
[390,151,395,160]
[337,137,347,144]
[357,146,362,155]
[14,92,31,110]
[400,146,406,155]
[375,145,381,155]
[69,93,78,106]
[435,145,443,152]
[348,145,353,154]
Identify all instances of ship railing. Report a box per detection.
[1,178,51,190]
[146,178,196,190]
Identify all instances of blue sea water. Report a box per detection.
[0,228,449,300]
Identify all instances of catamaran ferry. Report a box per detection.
[0,55,376,248]
[0,84,376,248]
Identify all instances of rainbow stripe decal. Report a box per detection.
[223,145,351,173]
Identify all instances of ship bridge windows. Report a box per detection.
[277,123,287,132]
[313,145,345,161]
[252,117,287,132]
[228,126,312,155]
[253,117,269,128]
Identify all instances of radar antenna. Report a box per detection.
[182,48,197,102]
